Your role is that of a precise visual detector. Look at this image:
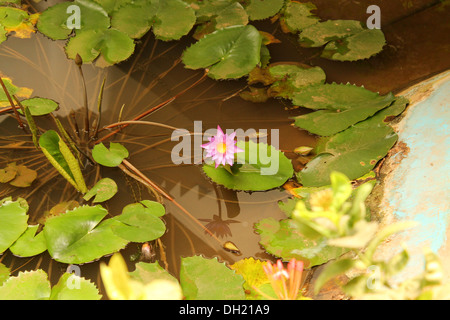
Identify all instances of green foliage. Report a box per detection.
[92,142,129,167]
[0,197,29,254]
[180,255,245,300]
[39,130,88,193]
[244,0,285,21]
[18,97,59,116]
[0,269,101,300]
[202,140,293,191]
[9,224,46,257]
[297,97,408,187]
[182,25,262,79]
[43,204,128,264]
[111,201,166,242]
[255,217,347,268]
[0,6,36,44]
[83,177,118,203]
[280,1,319,32]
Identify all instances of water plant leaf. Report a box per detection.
[65,28,135,65]
[110,1,157,39]
[293,92,396,136]
[0,270,51,300]
[0,162,17,183]
[0,25,6,44]
[182,25,262,79]
[0,77,33,107]
[83,177,118,203]
[290,83,388,110]
[0,263,8,286]
[43,205,128,264]
[92,142,129,167]
[9,224,47,257]
[245,0,285,21]
[321,28,386,61]
[130,261,178,285]
[202,140,293,191]
[18,98,59,116]
[268,64,326,98]
[37,0,110,40]
[0,197,29,254]
[298,20,364,47]
[152,0,196,41]
[255,217,347,267]
[39,130,87,193]
[49,273,101,300]
[230,257,269,299]
[180,255,245,300]
[111,201,166,242]
[0,7,29,29]
[297,122,397,187]
[280,1,319,33]
[8,164,37,188]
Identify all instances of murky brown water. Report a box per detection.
[0,0,448,298]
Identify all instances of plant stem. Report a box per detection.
[0,78,25,130]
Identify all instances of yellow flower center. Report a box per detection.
[217,142,227,154]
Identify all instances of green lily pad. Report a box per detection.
[37,0,110,40]
[180,255,245,300]
[321,28,386,61]
[83,178,118,203]
[18,98,59,116]
[298,20,364,47]
[202,140,293,191]
[182,25,262,79]
[49,273,101,300]
[111,201,166,243]
[0,25,6,44]
[130,261,178,285]
[0,270,51,300]
[245,0,285,21]
[9,225,47,257]
[280,1,319,33]
[65,28,135,65]
[43,205,128,264]
[110,0,157,39]
[92,142,129,167]
[152,0,196,41]
[0,7,29,28]
[293,91,396,136]
[255,217,347,268]
[0,197,29,254]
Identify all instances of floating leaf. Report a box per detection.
[293,91,396,136]
[110,0,157,39]
[37,0,110,40]
[321,28,386,61]
[280,1,319,33]
[245,0,285,21]
[50,273,101,300]
[65,28,135,65]
[202,140,293,191]
[268,64,326,98]
[0,25,6,44]
[182,25,262,79]
[180,255,245,300]
[290,83,388,110]
[230,257,269,299]
[152,0,196,41]
[8,164,37,188]
[130,261,178,286]
[0,163,17,183]
[111,201,166,242]
[43,205,128,264]
[39,130,87,193]
[9,224,47,257]
[92,142,129,167]
[297,118,397,187]
[83,178,118,203]
[0,197,29,254]
[255,217,347,267]
[298,20,364,47]
[0,270,51,300]
[0,263,8,286]
[18,98,59,116]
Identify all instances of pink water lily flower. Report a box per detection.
[201,125,244,168]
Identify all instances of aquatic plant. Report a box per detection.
[201,125,244,168]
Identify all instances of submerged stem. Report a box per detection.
[0,78,25,130]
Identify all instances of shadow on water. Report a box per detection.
[0,0,448,298]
